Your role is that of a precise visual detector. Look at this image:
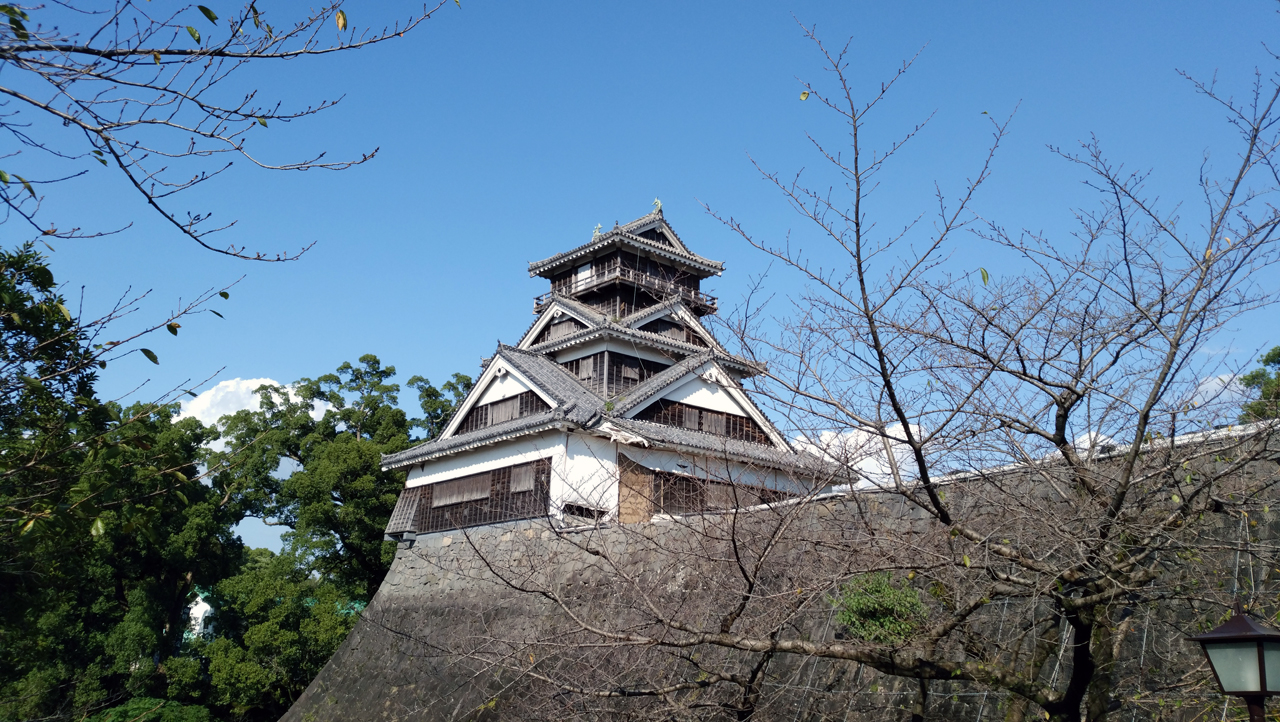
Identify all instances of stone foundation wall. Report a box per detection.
[282,443,1280,722]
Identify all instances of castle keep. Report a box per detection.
[381,208,811,538]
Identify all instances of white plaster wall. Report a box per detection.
[474,372,533,405]
[553,432,619,515]
[618,446,791,491]
[406,431,565,487]
[661,376,747,415]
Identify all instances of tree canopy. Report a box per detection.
[1241,346,1280,421]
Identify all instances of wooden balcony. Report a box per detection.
[535,263,717,314]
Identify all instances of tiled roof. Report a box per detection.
[381,345,605,470]
[607,352,719,414]
[604,418,819,473]
[520,295,760,376]
[381,410,568,470]
[528,213,724,278]
[498,344,604,413]
[529,323,760,377]
[515,295,610,349]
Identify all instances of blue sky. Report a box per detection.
[23,1,1280,547]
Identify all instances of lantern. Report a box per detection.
[1191,601,1280,722]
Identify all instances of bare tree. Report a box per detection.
[1,0,443,259]
[702,27,1280,722]
[332,27,1280,722]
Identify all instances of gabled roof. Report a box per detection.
[619,211,695,257]
[518,298,762,378]
[515,295,608,349]
[605,417,820,472]
[383,348,789,470]
[611,356,791,450]
[528,212,724,279]
[384,346,606,470]
[621,299,731,356]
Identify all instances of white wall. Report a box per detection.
[553,433,619,515]
[406,431,565,487]
[661,376,747,415]
[474,372,533,405]
[619,446,792,491]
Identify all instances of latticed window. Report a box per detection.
[455,390,551,435]
[393,457,553,536]
[431,472,491,507]
[633,399,770,445]
[639,318,708,348]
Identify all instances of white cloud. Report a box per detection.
[794,424,922,490]
[178,378,333,454]
[178,377,281,427]
[180,377,334,425]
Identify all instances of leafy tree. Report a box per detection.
[210,356,471,602]
[0,404,239,721]
[195,549,361,720]
[409,372,475,439]
[1240,346,1280,421]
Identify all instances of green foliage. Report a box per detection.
[831,572,928,645]
[87,697,211,722]
[189,549,359,719]
[0,404,239,721]
[1240,346,1280,422]
[1,325,470,720]
[210,355,418,601]
[408,371,473,440]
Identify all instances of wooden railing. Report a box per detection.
[537,264,717,310]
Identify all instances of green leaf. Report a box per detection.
[251,3,260,28]
[186,25,201,43]
[90,518,106,537]
[198,5,218,24]
[335,9,347,31]
[257,117,267,127]
[1171,493,1181,504]
[0,169,9,184]
[166,322,180,336]
[209,309,224,319]
[9,16,29,41]
[799,90,810,101]
[185,390,199,398]
[14,173,35,198]
[219,290,230,299]
[20,517,36,535]
[453,0,460,6]
[56,303,71,321]
[153,51,161,64]
[979,267,990,286]
[962,554,971,567]
[140,348,159,365]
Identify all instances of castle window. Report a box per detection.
[456,390,550,435]
[432,472,492,507]
[510,464,536,493]
[633,399,770,445]
[404,458,553,535]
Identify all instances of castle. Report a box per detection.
[381,208,814,539]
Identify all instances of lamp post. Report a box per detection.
[1191,600,1280,722]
